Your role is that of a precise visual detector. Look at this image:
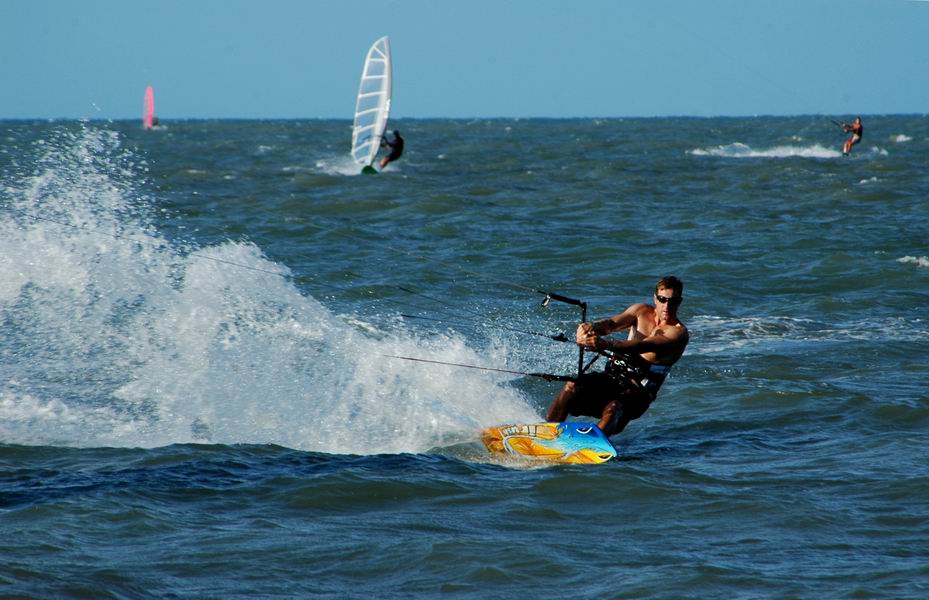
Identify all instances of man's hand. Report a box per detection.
[576,327,604,351]
[576,322,595,338]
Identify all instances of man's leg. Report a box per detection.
[546,381,576,422]
[598,400,630,437]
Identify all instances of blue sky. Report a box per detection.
[2,0,927,119]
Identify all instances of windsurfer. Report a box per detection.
[379,130,404,168]
[545,276,689,437]
[841,117,863,155]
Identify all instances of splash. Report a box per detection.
[315,154,369,176]
[688,142,842,159]
[0,125,536,453]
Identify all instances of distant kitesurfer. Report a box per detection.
[379,130,404,169]
[841,117,863,156]
[545,276,689,437]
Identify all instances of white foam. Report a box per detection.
[892,134,912,143]
[0,125,537,453]
[689,142,842,159]
[898,256,929,268]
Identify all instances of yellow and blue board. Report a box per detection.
[481,422,617,464]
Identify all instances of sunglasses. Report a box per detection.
[655,293,682,306]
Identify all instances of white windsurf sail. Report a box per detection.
[351,36,392,167]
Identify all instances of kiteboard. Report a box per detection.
[481,422,617,464]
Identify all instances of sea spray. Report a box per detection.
[0,125,537,453]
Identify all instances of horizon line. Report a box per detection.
[2,112,926,122]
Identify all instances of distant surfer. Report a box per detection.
[379,130,404,169]
[841,117,863,156]
[545,276,689,437]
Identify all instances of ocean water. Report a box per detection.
[1,116,928,598]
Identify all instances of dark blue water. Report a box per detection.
[1,117,928,597]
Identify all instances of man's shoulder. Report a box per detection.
[627,302,652,314]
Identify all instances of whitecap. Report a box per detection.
[690,313,929,356]
[897,256,929,268]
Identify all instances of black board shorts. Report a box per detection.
[568,371,653,421]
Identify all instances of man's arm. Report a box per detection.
[596,327,687,356]
[588,304,646,335]
[575,304,643,345]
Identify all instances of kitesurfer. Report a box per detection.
[841,117,863,156]
[545,276,689,437]
[379,130,404,168]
